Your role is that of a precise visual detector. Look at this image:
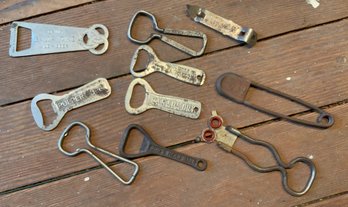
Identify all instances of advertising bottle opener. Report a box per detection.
[125,78,202,119]
[31,78,111,131]
[130,45,206,85]
[9,21,109,57]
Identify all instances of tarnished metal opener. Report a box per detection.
[186,5,257,47]
[31,78,111,131]
[119,124,207,171]
[128,10,207,56]
[9,21,109,57]
[58,122,139,185]
[198,111,316,196]
[125,78,201,119]
[130,45,206,85]
[216,73,334,128]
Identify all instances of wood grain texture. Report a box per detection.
[306,193,348,207]
[0,0,92,24]
[1,19,348,193]
[1,0,348,105]
[1,104,348,207]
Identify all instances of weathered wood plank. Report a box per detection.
[305,193,348,207]
[1,0,348,105]
[0,19,347,192]
[0,0,93,24]
[1,104,348,207]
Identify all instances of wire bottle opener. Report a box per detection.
[130,45,206,85]
[58,122,139,185]
[198,111,316,196]
[216,73,334,128]
[31,78,111,131]
[128,10,207,56]
[9,21,109,57]
[119,124,207,171]
[186,5,257,47]
[125,78,202,119]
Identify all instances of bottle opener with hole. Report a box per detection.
[199,110,316,196]
[58,121,139,185]
[125,78,201,119]
[130,45,206,85]
[186,5,257,47]
[127,10,207,57]
[31,78,111,131]
[215,72,334,128]
[9,21,109,57]
[119,124,207,171]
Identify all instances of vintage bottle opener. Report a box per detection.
[58,122,139,185]
[198,111,316,196]
[130,45,206,85]
[215,72,334,128]
[186,5,257,47]
[119,124,207,171]
[31,78,111,131]
[9,21,109,57]
[125,78,201,119]
[128,10,207,56]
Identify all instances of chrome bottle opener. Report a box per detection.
[125,78,201,119]
[186,5,257,47]
[9,21,109,57]
[198,110,316,196]
[128,10,207,56]
[130,45,206,85]
[58,122,139,185]
[31,78,111,131]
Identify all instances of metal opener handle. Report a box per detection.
[119,124,207,171]
[130,45,206,85]
[127,10,207,56]
[124,78,201,119]
[31,78,111,131]
[58,121,139,185]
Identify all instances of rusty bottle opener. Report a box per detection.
[119,124,207,171]
[125,78,202,119]
[215,73,334,128]
[130,45,206,85]
[199,111,316,196]
[31,78,111,131]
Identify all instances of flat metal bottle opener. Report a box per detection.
[31,78,111,131]
[125,78,202,119]
[186,5,257,47]
[9,21,109,57]
[58,122,139,185]
[128,10,207,57]
[215,72,334,128]
[198,111,316,196]
[119,124,207,171]
[130,45,206,85]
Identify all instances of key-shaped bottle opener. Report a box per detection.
[130,45,206,85]
[31,78,111,131]
[125,78,202,119]
[59,122,139,185]
[9,21,109,57]
[186,5,257,47]
[119,124,207,171]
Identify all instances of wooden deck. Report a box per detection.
[1,0,348,206]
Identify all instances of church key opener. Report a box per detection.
[58,121,139,185]
[125,78,201,119]
[215,72,334,128]
[198,110,316,196]
[119,124,207,171]
[186,5,257,47]
[130,45,206,85]
[128,10,207,56]
[31,78,111,131]
[9,21,109,57]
